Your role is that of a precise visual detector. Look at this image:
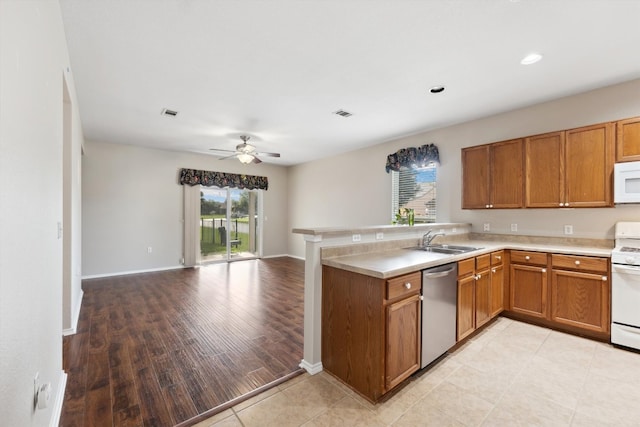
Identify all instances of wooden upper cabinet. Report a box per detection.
[616,116,640,162]
[525,131,565,208]
[491,139,524,208]
[525,123,614,208]
[462,145,490,209]
[565,122,614,207]
[462,139,523,209]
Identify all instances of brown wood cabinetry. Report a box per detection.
[457,252,503,341]
[510,251,548,318]
[457,258,476,341]
[565,123,614,207]
[525,123,614,208]
[616,116,640,162]
[462,139,523,209]
[321,266,421,402]
[490,251,505,317]
[550,254,610,334]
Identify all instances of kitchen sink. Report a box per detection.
[418,244,483,255]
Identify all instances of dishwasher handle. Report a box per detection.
[423,266,456,279]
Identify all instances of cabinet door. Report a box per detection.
[475,269,491,328]
[462,145,490,209]
[385,294,421,391]
[457,275,475,341]
[490,264,504,318]
[510,263,548,318]
[616,116,640,162]
[565,122,614,207]
[525,132,565,208]
[550,269,610,333]
[490,139,524,208]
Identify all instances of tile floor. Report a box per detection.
[193,318,640,426]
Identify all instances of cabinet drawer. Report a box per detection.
[511,250,547,266]
[491,250,504,266]
[387,272,421,300]
[458,258,475,277]
[551,254,608,273]
[476,254,490,270]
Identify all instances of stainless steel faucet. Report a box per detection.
[423,230,445,248]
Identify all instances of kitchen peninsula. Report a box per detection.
[294,223,613,401]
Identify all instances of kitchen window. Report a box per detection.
[391,165,437,223]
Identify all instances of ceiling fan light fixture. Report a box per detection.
[237,153,255,164]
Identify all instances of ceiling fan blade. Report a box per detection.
[255,151,281,157]
[217,153,239,160]
[251,156,262,164]
[209,148,237,154]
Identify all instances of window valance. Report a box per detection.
[179,168,269,190]
[385,144,440,172]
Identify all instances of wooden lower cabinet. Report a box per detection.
[550,254,610,334]
[507,251,611,340]
[490,251,505,317]
[457,252,503,341]
[386,293,421,390]
[321,266,421,402]
[510,251,548,318]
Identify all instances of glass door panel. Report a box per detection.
[200,186,260,263]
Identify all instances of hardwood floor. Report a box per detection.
[61,257,305,427]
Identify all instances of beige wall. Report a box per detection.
[0,1,84,425]
[82,140,290,276]
[288,78,640,258]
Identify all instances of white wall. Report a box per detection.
[288,78,640,259]
[82,140,289,277]
[0,1,84,425]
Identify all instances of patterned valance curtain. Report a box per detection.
[385,144,440,172]
[179,168,269,190]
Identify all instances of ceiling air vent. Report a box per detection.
[333,109,353,118]
[161,108,179,117]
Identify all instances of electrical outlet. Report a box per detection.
[483,223,490,231]
[564,225,573,235]
[352,234,361,242]
[147,246,152,254]
[511,224,518,232]
[375,232,384,240]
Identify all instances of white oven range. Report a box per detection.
[611,221,640,351]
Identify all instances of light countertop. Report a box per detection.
[322,240,612,279]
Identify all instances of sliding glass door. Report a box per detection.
[199,186,261,263]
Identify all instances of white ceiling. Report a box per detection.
[59,0,640,166]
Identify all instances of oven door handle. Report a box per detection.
[613,264,640,275]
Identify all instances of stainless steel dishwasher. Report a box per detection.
[421,262,458,368]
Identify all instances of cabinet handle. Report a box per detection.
[565,203,569,207]
[602,276,607,281]
[485,204,490,208]
[542,268,547,273]
[575,260,581,266]
[405,282,412,289]
[525,256,530,261]
[559,203,564,207]
[496,256,501,260]
[476,274,482,280]
[491,268,496,273]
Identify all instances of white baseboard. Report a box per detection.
[261,253,293,259]
[286,254,305,261]
[299,359,323,375]
[50,370,67,427]
[82,265,185,280]
[63,289,84,336]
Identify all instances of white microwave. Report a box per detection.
[615,161,640,203]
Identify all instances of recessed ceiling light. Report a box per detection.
[429,86,445,94]
[520,53,543,65]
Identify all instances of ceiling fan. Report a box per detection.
[209,135,281,164]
